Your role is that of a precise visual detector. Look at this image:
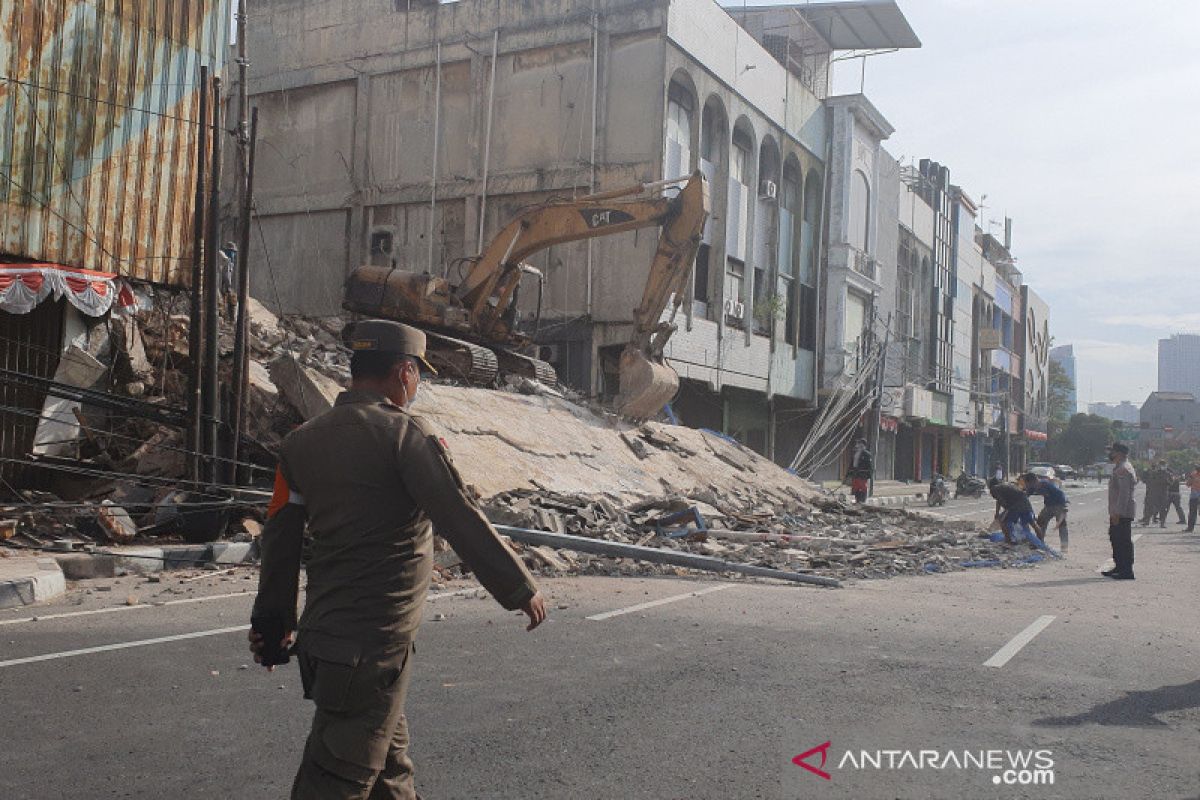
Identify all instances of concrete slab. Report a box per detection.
[0,557,67,609]
[52,553,116,580]
[210,542,253,565]
[110,547,165,576]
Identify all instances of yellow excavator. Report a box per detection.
[343,171,710,418]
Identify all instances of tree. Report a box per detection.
[1048,413,1114,466]
[1047,358,1074,439]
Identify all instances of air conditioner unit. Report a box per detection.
[758,179,778,200]
[723,298,735,316]
[733,301,746,317]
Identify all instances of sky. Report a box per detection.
[802,0,1200,410]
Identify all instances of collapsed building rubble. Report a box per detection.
[2,295,1047,583]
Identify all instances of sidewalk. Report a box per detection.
[822,479,928,508]
[49,542,257,580]
[0,556,67,610]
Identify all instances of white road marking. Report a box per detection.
[0,591,256,626]
[0,625,246,669]
[586,584,733,621]
[984,615,1056,668]
[0,586,482,628]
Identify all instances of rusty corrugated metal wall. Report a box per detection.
[0,0,231,286]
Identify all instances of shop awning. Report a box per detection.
[1023,429,1048,442]
[0,263,136,317]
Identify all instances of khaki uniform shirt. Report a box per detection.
[1109,460,1137,519]
[255,390,538,644]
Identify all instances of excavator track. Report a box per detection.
[494,350,558,385]
[425,332,500,385]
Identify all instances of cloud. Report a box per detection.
[1071,339,1157,364]
[1101,313,1200,332]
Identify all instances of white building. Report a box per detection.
[1158,334,1200,398]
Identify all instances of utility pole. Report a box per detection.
[187,66,209,483]
[202,78,224,484]
[868,313,892,496]
[229,108,258,485]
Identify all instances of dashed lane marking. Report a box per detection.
[0,586,485,627]
[984,615,1056,668]
[586,584,733,621]
[0,625,246,669]
[0,591,256,626]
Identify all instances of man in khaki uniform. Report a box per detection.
[249,320,547,800]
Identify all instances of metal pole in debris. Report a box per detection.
[494,525,841,588]
[229,107,258,485]
[187,66,210,483]
[476,29,498,253]
[868,313,892,497]
[428,41,442,276]
[202,77,224,485]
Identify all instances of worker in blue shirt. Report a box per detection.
[989,478,1042,545]
[1022,472,1070,555]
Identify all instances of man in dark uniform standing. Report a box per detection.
[249,320,547,799]
[1104,442,1137,580]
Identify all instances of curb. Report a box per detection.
[51,541,258,580]
[0,558,67,610]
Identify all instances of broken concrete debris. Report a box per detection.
[1,294,1042,586]
[481,487,1035,582]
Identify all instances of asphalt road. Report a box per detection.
[1,483,1198,799]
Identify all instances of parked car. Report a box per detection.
[1026,464,1061,486]
[1054,464,1078,481]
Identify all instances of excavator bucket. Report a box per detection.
[615,348,680,419]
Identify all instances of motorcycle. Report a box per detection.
[928,474,949,506]
[955,472,987,498]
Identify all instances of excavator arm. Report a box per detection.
[457,172,710,342]
[343,171,709,418]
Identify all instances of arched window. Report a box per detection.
[694,98,727,307]
[849,169,870,251]
[779,158,802,346]
[701,100,725,167]
[797,169,822,350]
[725,123,755,324]
[664,81,694,189]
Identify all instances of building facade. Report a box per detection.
[1139,391,1200,457]
[246,0,918,464]
[1089,400,1140,425]
[1049,343,1077,415]
[1158,334,1200,398]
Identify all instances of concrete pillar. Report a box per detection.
[348,73,372,272]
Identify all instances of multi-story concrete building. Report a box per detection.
[817,94,901,479]
[246,0,919,463]
[1020,285,1051,462]
[974,230,1025,475]
[1158,334,1200,398]
[1049,343,1077,415]
[1139,391,1200,456]
[1089,400,1140,425]
[883,160,972,481]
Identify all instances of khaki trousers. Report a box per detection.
[291,633,416,800]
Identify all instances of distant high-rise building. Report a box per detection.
[1159,334,1200,397]
[1089,401,1140,425]
[1049,344,1077,415]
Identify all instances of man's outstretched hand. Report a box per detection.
[521,592,547,631]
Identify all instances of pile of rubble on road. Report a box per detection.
[7,294,1046,583]
[481,486,1042,581]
